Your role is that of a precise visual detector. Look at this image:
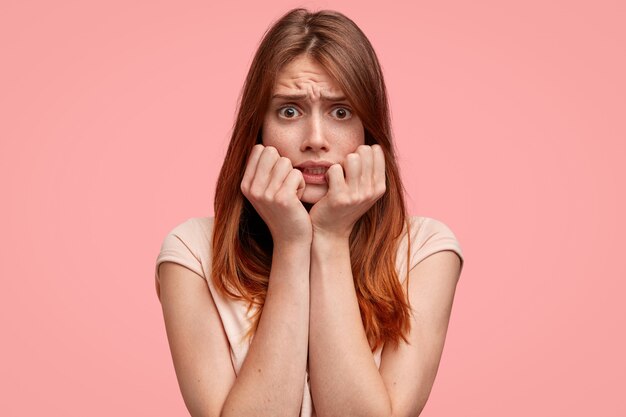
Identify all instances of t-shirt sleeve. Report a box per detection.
[408,217,465,275]
[154,218,207,301]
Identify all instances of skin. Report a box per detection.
[238,54,390,415]
[219,54,462,416]
[243,54,385,241]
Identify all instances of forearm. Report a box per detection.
[221,241,310,417]
[308,234,392,417]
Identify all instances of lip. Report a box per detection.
[295,160,335,185]
[295,160,334,169]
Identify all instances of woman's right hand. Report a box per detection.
[240,144,312,244]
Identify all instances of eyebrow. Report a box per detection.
[271,93,348,102]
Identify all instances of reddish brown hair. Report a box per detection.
[212,8,412,352]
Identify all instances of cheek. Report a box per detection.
[261,131,289,155]
[340,124,365,150]
[261,112,276,144]
[355,123,366,146]
[261,123,283,151]
[262,121,302,154]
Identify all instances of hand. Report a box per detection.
[309,144,386,239]
[240,144,312,244]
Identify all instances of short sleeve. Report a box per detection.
[395,216,464,285]
[154,217,209,301]
[409,217,464,273]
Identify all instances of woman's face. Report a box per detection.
[262,54,365,204]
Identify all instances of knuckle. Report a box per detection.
[277,159,291,171]
[249,186,263,200]
[251,145,263,157]
[263,190,274,201]
[290,172,299,182]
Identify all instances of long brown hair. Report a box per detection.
[212,8,412,352]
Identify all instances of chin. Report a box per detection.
[300,184,328,204]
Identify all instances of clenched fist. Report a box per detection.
[240,144,312,244]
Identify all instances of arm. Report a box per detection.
[221,144,313,416]
[307,144,392,416]
[159,242,310,417]
[308,245,462,417]
[308,232,392,417]
[158,261,236,417]
[220,240,311,417]
[159,144,312,416]
[307,145,463,416]
[378,250,462,416]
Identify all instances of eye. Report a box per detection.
[278,106,301,119]
[331,107,352,120]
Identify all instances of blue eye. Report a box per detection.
[278,106,301,118]
[332,107,352,120]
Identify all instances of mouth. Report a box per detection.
[299,166,327,175]
[296,166,330,185]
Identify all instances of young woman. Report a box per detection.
[155,8,464,417]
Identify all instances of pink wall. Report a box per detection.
[1,0,624,415]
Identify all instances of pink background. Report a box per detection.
[1,0,624,415]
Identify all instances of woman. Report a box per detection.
[155,8,464,417]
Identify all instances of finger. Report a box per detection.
[344,153,361,189]
[325,163,345,192]
[372,144,386,195]
[250,146,280,194]
[277,168,306,201]
[265,157,293,197]
[357,145,374,187]
[241,144,265,192]
[295,169,306,200]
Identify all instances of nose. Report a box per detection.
[300,113,329,152]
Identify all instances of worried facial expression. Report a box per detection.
[261,54,365,204]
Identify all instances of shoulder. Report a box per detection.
[396,216,464,281]
[408,216,461,245]
[155,216,214,285]
[167,216,214,243]
[161,216,214,256]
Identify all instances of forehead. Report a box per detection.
[273,55,343,94]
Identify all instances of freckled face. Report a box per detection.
[261,54,365,204]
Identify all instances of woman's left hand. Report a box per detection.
[309,144,386,239]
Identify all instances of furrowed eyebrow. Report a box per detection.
[271,93,348,102]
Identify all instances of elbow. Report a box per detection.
[384,394,429,417]
[388,401,427,417]
[188,406,215,417]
